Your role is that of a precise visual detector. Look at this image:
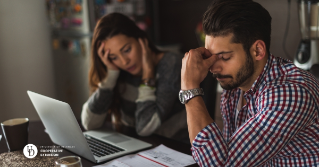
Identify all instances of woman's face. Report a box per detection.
[103,34,143,75]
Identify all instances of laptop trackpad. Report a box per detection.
[102,134,130,143]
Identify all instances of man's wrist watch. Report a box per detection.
[179,88,204,104]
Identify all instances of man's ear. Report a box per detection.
[250,40,266,61]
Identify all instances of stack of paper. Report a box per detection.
[94,144,195,167]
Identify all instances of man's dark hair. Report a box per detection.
[203,0,272,55]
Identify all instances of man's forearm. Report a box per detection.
[185,96,214,144]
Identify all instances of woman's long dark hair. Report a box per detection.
[89,13,161,126]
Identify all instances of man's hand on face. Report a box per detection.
[181,47,218,90]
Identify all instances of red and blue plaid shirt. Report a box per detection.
[191,54,319,166]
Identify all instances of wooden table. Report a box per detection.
[0,121,198,167]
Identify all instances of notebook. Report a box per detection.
[27,91,152,163]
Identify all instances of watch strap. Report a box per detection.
[179,88,204,104]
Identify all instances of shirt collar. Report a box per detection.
[247,54,286,95]
[222,54,276,103]
[247,54,272,94]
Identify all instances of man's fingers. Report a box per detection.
[183,51,189,58]
[204,53,219,68]
[195,47,212,59]
[187,47,212,60]
[187,47,218,69]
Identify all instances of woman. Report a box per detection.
[81,13,187,141]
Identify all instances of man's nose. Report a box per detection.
[210,60,222,74]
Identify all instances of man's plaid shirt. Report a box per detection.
[191,54,319,166]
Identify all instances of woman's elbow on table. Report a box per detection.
[136,112,161,136]
[81,102,107,130]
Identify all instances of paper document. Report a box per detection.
[94,144,195,167]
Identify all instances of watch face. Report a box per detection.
[179,91,185,104]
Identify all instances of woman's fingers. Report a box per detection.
[139,38,150,54]
[143,38,149,49]
[138,38,146,53]
[98,42,111,61]
[98,42,110,63]
[97,41,118,70]
[139,38,155,78]
[103,49,110,60]
[97,42,109,63]
[98,42,104,57]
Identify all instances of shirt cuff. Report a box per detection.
[98,69,120,89]
[135,85,156,102]
[191,122,224,150]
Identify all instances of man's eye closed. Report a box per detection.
[218,54,231,61]
[222,56,230,61]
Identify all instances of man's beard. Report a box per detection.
[213,53,254,90]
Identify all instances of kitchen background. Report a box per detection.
[0,0,300,127]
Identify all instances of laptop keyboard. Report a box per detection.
[85,135,125,157]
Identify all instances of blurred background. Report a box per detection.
[0,0,301,126]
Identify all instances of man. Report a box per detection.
[179,0,319,166]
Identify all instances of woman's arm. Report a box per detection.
[134,52,184,136]
[81,70,120,130]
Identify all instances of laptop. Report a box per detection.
[27,90,152,163]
